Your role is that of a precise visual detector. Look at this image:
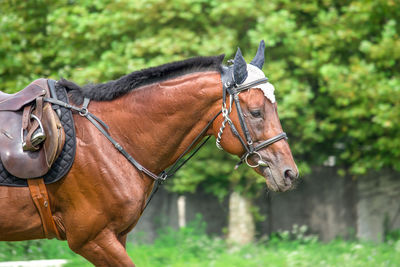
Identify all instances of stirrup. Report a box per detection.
[22,114,46,151]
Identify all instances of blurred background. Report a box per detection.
[1,0,399,266]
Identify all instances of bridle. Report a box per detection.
[216,76,288,169]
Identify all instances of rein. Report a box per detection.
[44,94,222,210]
[45,96,221,182]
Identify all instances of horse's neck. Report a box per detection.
[89,71,222,174]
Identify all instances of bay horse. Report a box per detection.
[0,41,298,266]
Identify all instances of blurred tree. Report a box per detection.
[248,0,400,175]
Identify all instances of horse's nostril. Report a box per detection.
[284,169,297,182]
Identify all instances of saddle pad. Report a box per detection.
[0,81,76,187]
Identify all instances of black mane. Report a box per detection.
[59,55,225,105]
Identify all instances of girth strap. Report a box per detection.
[28,178,61,240]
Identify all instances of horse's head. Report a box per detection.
[213,40,298,192]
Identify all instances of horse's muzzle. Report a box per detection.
[260,165,299,192]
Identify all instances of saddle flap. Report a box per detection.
[0,111,49,178]
[0,80,66,179]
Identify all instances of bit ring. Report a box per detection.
[245,151,262,168]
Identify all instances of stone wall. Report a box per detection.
[256,167,358,241]
[130,167,400,243]
[356,170,400,242]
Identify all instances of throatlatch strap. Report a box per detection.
[28,178,61,240]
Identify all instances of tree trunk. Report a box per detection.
[227,191,255,245]
[177,195,186,228]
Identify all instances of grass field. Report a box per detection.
[1,221,399,267]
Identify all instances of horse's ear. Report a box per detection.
[233,48,248,84]
[250,40,265,70]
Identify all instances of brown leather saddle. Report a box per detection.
[0,78,65,179]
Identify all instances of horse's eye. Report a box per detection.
[250,110,262,118]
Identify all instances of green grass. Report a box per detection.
[129,240,400,267]
[127,222,400,267]
[1,221,399,267]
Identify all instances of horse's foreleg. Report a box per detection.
[70,228,134,267]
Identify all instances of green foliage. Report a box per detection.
[0,239,76,262]
[249,0,400,175]
[140,214,227,264]
[129,220,400,266]
[269,224,319,245]
[386,228,400,243]
[1,0,399,198]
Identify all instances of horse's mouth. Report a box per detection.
[260,165,294,192]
